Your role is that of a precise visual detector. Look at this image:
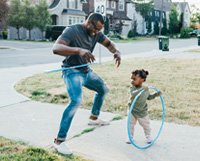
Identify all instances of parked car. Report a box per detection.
[189,29,200,36]
[45,25,67,41]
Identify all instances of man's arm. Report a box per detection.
[101,38,121,68]
[53,39,95,63]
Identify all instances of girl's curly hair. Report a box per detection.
[131,69,149,81]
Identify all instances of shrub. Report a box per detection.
[127,30,134,38]
[120,35,128,40]
[2,31,8,35]
[180,27,191,38]
[107,34,128,40]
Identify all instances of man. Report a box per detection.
[53,13,121,155]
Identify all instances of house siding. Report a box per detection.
[2,0,86,40]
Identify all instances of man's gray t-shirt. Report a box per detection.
[59,24,106,72]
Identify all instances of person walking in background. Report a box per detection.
[52,13,121,155]
[126,69,162,144]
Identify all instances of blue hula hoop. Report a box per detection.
[127,87,165,149]
[44,63,97,73]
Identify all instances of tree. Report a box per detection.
[168,3,179,36]
[154,20,159,35]
[127,29,134,38]
[190,4,200,24]
[0,0,9,23]
[133,20,137,37]
[35,0,52,40]
[7,0,23,39]
[114,21,123,35]
[180,27,191,38]
[22,0,36,40]
[161,18,167,35]
[111,17,124,35]
[178,12,183,33]
[104,16,109,35]
[147,17,152,34]
[190,23,196,30]
[134,0,154,34]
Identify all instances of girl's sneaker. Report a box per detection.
[126,137,134,144]
[146,136,153,144]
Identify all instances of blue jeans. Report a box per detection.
[57,68,109,141]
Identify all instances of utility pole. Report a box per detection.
[182,0,185,28]
[159,0,164,35]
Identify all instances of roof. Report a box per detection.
[49,0,60,9]
[175,2,190,12]
[112,11,131,21]
[62,9,87,16]
[154,0,172,11]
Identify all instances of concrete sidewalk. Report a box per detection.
[0,47,200,161]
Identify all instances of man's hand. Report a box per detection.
[113,50,121,68]
[79,49,96,63]
[101,38,121,68]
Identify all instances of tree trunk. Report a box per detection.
[17,28,20,40]
[42,31,44,41]
[29,30,31,40]
[142,18,145,35]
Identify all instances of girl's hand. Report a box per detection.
[143,86,148,91]
[157,91,162,95]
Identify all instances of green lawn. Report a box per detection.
[15,58,200,126]
[0,136,92,161]
[111,36,157,43]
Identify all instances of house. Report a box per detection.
[146,0,191,34]
[127,2,144,34]
[83,0,132,36]
[174,2,190,27]
[127,0,172,35]
[154,0,172,24]
[2,0,87,40]
[49,0,87,26]
[3,0,55,40]
[1,0,191,39]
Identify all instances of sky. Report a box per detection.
[172,0,200,7]
[171,0,200,13]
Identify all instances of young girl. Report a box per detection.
[126,69,161,144]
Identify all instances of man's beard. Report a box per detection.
[86,27,93,37]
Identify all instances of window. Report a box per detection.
[111,1,116,9]
[73,17,76,24]
[69,16,72,25]
[69,0,75,9]
[106,0,109,8]
[81,18,84,23]
[148,12,152,16]
[77,17,80,24]
[155,11,159,17]
[119,0,124,11]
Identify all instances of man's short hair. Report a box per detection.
[87,13,104,25]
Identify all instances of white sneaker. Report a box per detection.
[126,137,134,144]
[146,136,153,144]
[88,118,110,126]
[53,142,72,155]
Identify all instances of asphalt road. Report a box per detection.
[0,38,198,68]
